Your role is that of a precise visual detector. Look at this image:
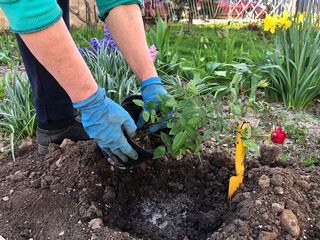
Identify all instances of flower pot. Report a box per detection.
[103,95,154,169]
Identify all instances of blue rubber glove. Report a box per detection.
[136,77,168,133]
[73,86,138,163]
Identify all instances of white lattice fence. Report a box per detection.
[187,0,320,21]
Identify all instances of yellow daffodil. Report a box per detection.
[264,14,279,34]
[299,14,304,23]
[278,10,292,30]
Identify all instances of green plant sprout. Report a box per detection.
[280,152,292,162]
[284,123,307,145]
[301,154,320,167]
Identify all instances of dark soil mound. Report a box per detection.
[0,137,319,240]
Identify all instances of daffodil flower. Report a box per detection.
[278,10,292,30]
[264,14,279,34]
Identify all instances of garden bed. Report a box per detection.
[0,102,319,239]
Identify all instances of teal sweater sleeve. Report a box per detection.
[0,0,62,34]
[96,0,142,21]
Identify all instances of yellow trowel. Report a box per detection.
[228,122,251,199]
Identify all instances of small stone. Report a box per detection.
[88,218,103,230]
[41,179,47,189]
[60,139,74,148]
[44,175,54,183]
[3,196,9,202]
[9,189,14,195]
[58,231,65,236]
[280,209,300,237]
[10,170,28,182]
[258,174,270,188]
[29,172,37,178]
[286,200,299,212]
[258,231,278,240]
[312,200,320,209]
[270,174,283,186]
[274,187,284,195]
[55,156,66,168]
[295,180,311,190]
[255,200,263,207]
[167,181,184,191]
[262,213,269,221]
[30,179,41,189]
[272,203,284,213]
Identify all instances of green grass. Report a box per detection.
[0,28,21,67]
[71,22,272,62]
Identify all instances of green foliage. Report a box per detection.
[137,82,225,159]
[284,123,307,145]
[0,68,36,159]
[0,76,6,99]
[71,25,105,49]
[80,45,140,104]
[0,29,21,67]
[280,152,292,162]
[251,14,320,110]
[301,154,319,167]
[145,10,184,75]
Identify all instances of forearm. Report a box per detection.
[105,4,157,82]
[19,18,98,102]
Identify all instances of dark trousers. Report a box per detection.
[15,0,75,124]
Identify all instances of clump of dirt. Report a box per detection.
[0,135,320,239]
[131,129,164,152]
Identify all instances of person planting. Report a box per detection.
[0,0,168,168]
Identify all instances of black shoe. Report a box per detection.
[37,116,90,155]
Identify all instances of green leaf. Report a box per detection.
[165,98,178,107]
[178,115,188,126]
[167,122,174,128]
[185,141,197,151]
[243,146,250,159]
[204,98,212,106]
[172,132,187,150]
[147,100,158,110]
[198,108,207,118]
[151,109,157,123]
[187,116,201,126]
[186,127,198,140]
[179,100,195,108]
[160,132,171,144]
[133,99,144,107]
[143,111,150,122]
[195,97,204,108]
[169,124,181,135]
[188,84,199,94]
[233,105,241,115]
[153,146,166,159]
[243,140,260,157]
[167,145,181,158]
[203,130,210,141]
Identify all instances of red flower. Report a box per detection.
[168,18,172,27]
[271,128,286,144]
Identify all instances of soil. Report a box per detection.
[0,67,320,239]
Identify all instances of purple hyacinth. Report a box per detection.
[90,37,100,52]
[78,46,92,59]
[103,25,116,51]
[85,26,117,54]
